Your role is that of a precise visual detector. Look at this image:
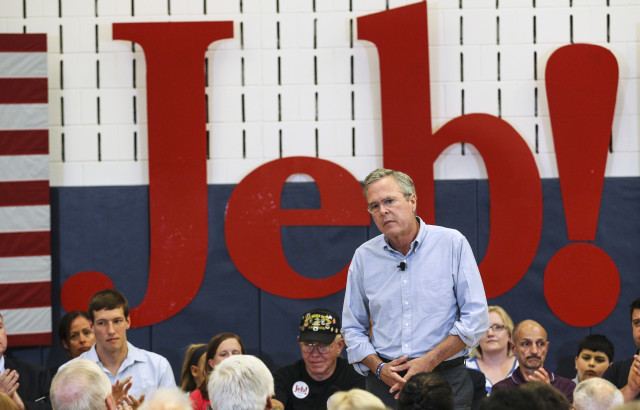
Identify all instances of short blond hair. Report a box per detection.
[327,389,388,410]
[470,305,514,358]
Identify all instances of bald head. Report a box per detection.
[513,320,547,343]
[512,320,550,373]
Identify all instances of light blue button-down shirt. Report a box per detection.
[342,218,489,373]
[60,341,176,398]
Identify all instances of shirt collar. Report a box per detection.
[382,216,426,254]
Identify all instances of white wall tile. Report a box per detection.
[63,125,99,161]
[462,9,497,46]
[61,53,97,88]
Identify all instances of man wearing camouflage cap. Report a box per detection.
[271,308,365,410]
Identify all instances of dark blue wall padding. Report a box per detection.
[8,178,640,384]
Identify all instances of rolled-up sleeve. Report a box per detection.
[448,236,489,347]
[342,253,378,369]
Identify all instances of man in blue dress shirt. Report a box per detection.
[342,168,489,410]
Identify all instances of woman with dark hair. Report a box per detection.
[190,332,246,410]
[59,311,95,359]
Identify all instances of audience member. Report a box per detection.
[50,358,122,410]
[466,306,518,394]
[477,387,542,410]
[397,372,454,410]
[58,289,175,407]
[208,355,274,410]
[574,335,614,384]
[0,313,52,409]
[179,344,207,393]
[491,319,575,402]
[0,392,19,410]
[520,380,570,410]
[573,377,623,410]
[272,308,364,410]
[327,388,387,410]
[603,297,640,401]
[58,311,95,359]
[190,333,245,410]
[138,388,191,410]
[465,369,488,410]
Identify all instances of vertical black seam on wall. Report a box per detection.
[58,0,61,17]
[569,15,573,44]
[134,131,138,161]
[207,130,210,160]
[23,0,26,18]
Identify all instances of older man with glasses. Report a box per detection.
[342,168,490,410]
[271,308,365,410]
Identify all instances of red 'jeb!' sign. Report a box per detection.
[61,2,620,328]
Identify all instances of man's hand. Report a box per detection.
[123,394,145,410]
[523,367,551,384]
[391,353,438,381]
[112,377,133,405]
[621,355,640,402]
[382,355,409,398]
[10,390,25,410]
[0,369,19,397]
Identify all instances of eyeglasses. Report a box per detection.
[488,324,506,332]
[367,197,401,214]
[300,341,334,354]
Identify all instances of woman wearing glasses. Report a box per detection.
[190,332,246,410]
[466,306,518,394]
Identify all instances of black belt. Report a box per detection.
[379,356,465,373]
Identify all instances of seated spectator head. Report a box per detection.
[470,305,515,359]
[58,311,95,359]
[511,320,549,373]
[519,381,570,410]
[298,308,345,381]
[574,334,614,383]
[50,358,115,410]
[573,377,623,410]
[197,333,246,399]
[138,387,192,410]
[397,372,454,410]
[0,392,19,410]
[327,388,387,410]
[179,343,207,392]
[208,355,274,410]
[477,386,542,410]
[629,298,640,349]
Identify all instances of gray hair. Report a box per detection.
[362,168,415,200]
[138,387,192,410]
[50,359,111,410]
[208,355,274,410]
[573,377,624,410]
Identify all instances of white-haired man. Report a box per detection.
[50,358,119,410]
[573,377,624,410]
[208,355,274,410]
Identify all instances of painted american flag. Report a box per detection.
[0,33,51,346]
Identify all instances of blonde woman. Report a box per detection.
[466,306,518,394]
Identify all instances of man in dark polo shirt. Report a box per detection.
[603,297,640,402]
[271,308,365,410]
[492,320,575,403]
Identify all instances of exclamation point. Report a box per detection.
[543,44,620,327]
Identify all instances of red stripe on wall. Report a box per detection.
[0,34,46,52]
[0,282,51,309]
[0,130,49,155]
[0,78,47,104]
[0,181,50,206]
[7,333,51,347]
[0,232,50,257]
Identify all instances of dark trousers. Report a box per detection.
[366,363,473,410]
